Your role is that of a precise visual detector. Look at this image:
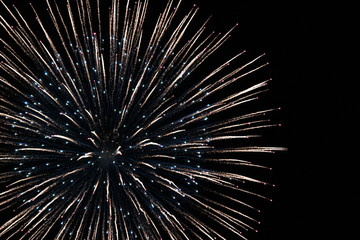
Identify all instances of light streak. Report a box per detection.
[0,0,285,239]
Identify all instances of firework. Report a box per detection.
[0,0,285,239]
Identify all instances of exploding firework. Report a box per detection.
[0,0,285,239]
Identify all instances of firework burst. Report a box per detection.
[0,0,285,239]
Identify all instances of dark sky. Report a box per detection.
[191,0,357,239]
[208,1,356,239]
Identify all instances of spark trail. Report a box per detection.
[0,0,285,239]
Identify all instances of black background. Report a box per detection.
[177,0,358,239]
[1,0,358,239]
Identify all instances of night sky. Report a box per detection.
[191,0,357,239]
